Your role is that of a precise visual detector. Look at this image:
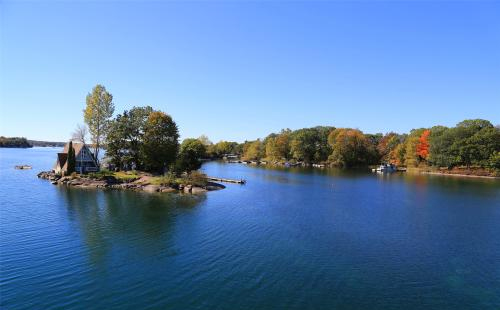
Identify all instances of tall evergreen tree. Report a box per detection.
[67,141,76,174]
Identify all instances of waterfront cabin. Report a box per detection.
[54,142,99,175]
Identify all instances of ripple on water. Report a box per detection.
[1,149,500,310]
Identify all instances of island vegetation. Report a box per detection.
[0,136,33,148]
[38,84,223,193]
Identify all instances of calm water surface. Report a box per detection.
[1,147,500,309]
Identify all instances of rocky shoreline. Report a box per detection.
[37,171,225,194]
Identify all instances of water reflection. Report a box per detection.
[58,187,206,267]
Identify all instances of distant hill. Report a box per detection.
[0,136,65,148]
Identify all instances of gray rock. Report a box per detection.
[191,187,207,194]
[143,185,160,193]
[160,187,176,193]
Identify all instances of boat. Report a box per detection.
[15,165,32,170]
[372,163,397,173]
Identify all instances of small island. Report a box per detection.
[37,85,229,194]
[37,170,225,194]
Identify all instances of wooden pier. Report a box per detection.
[207,176,246,184]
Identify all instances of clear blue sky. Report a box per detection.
[1,1,499,143]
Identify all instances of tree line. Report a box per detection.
[0,136,32,148]
[78,84,499,175]
[233,120,499,171]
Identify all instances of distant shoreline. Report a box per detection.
[0,136,65,148]
[412,170,500,180]
[406,167,499,180]
[0,145,63,149]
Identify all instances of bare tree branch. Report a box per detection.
[72,124,88,145]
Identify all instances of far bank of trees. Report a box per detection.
[0,136,32,148]
[232,119,499,172]
[78,85,499,175]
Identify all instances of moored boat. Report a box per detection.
[372,163,397,173]
[15,165,32,170]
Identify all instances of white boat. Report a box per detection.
[372,163,397,173]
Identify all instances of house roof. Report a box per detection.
[54,142,98,171]
[63,142,85,157]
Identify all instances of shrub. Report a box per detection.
[152,172,178,186]
[184,171,208,187]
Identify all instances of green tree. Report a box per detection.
[429,120,496,168]
[125,106,154,169]
[460,126,500,167]
[106,113,131,169]
[105,106,154,170]
[175,138,207,173]
[67,141,76,174]
[84,84,115,163]
[142,111,179,173]
[290,129,318,163]
[313,126,335,162]
[428,126,456,168]
[489,151,500,171]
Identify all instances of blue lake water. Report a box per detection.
[1,147,500,309]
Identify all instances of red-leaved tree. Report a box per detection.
[416,130,431,160]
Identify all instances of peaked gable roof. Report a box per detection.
[55,142,98,171]
[63,142,85,157]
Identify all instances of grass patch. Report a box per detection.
[113,171,139,181]
[149,171,208,187]
[150,173,177,186]
[87,169,114,179]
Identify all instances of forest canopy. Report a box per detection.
[229,119,500,172]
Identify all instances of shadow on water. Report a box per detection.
[58,186,206,267]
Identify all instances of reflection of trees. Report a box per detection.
[59,187,108,267]
[58,187,206,268]
[402,173,500,197]
[253,165,370,186]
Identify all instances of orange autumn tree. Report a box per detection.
[416,130,431,160]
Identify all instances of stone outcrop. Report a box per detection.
[37,171,224,195]
[143,185,160,193]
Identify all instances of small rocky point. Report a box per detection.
[37,171,224,194]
